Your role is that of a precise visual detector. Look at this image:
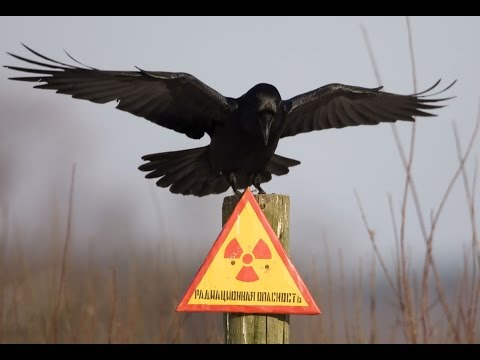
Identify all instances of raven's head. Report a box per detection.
[242,83,282,146]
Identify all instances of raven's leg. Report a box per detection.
[228,172,241,196]
[253,174,266,194]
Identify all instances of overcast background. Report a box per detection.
[1,16,479,275]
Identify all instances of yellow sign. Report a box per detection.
[177,188,320,314]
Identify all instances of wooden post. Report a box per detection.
[222,193,290,344]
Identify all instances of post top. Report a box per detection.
[223,192,290,205]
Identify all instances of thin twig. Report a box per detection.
[420,104,480,342]
[369,256,377,344]
[353,259,364,343]
[108,267,117,344]
[406,16,418,93]
[430,108,480,235]
[360,25,382,85]
[362,20,429,242]
[354,191,398,297]
[338,249,351,343]
[52,163,76,343]
[470,157,480,341]
[472,156,480,263]
[453,121,480,342]
[389,194,410,341]
[0,207,7,344]
[322,232,336,343]
[400,16,419,344]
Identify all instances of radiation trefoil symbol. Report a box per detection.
[224,238,272,282]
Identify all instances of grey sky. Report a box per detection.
[1,16,479,272]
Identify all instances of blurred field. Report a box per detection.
[0,121,478,343]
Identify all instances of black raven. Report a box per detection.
[5,45,455,196]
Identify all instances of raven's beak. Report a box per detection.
[259,113,274,146]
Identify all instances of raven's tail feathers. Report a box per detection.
[266,154,301,176]
[139,149,300,196]
[257,154,301,184]
[139,146,229,197]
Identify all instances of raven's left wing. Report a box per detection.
[280,81,455,138]
[5,44,234,139]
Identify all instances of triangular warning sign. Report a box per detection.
[177,188,320,314]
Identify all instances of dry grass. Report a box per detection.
[0,17,478,343]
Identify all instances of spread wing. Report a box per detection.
[5,44,234,139]
[280,80,455,138]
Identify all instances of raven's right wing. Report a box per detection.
[6,44,235,139]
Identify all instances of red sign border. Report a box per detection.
[176,188,321,315]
